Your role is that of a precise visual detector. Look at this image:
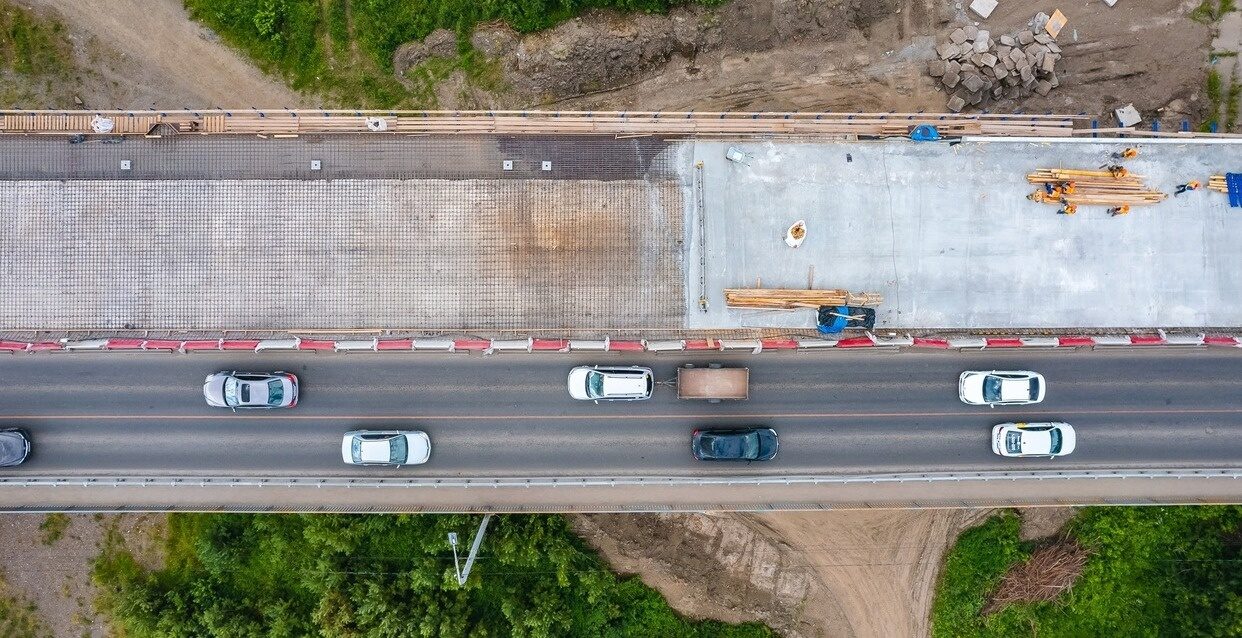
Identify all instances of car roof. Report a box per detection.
[998,378,1033,403]
[601,374,648,396]
[358,438,395,463]
[1018,429,1055,455]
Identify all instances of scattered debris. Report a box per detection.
[785,220,807,248]
[983,535,1088,614]
[970,0,998,19]
[1045,9,1068,39]
[931,16,1064,112]
[1114,103,1142,127]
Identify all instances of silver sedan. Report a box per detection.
[203,372,298,409]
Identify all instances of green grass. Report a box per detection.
[93,513,774,638]
[1191,0,1236,22]
[0,567,51,638]
[37,513,70,546]
[931,507,1242,638]
[183,0,719,107]
[1201,68,1224,131]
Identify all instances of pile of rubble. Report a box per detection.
[929,24,1063,112]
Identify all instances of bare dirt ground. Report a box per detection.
[17,0,302,109]
[575,509,994,638]
[452,0,1212,127]
[0,513,164,638]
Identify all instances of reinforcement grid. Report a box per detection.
[0,178,685,330]
[0,134,682,181]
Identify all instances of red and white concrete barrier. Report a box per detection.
[0,332,1236,355]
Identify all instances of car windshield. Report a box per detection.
[223,377,240,406]
[1029,378,1041,401]
[351,437,362,462]
[586,371,604,399]
[1048,429,1062,454]
[983,376,1003,402]
[266,379,283,405]
[1005,431,1024,455]
[388,436,408,463]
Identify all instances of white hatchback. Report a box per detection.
[341,430,431,466]
[958,370,1045,406]
[991,422,1076,458]
[567,365,654,402]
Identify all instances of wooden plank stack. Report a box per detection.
[1026,168,1167,206]
[724,288,884,310]
[1209,175,1231,193]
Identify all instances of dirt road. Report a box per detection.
[575,509,993,638]
[20,0,302,108]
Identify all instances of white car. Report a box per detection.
[567,365,654,402]
[991,422,1076,458]
[341,430,431,466]
[958,370,1045,406]
[203,372,298,409]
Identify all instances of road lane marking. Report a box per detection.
[4,406,1242,420]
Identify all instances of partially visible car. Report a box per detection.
[991,422,1076,458]
[567,365,654,402]
[203,372,298,409]
[341,430,431,466]
[959,370,1045,406]
[0,429,29,467]
[692,428,779,462]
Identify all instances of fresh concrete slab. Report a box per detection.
[686,138,1242,329]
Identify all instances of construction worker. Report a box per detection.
[1108,205,1131,217]
[1062,181,1077,195]
[1174,180,1202,195]
[1112,147,1139,160]
[1105,165,1129,179]
[1058,202,1078,215]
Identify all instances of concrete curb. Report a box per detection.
[0,331,1234,354]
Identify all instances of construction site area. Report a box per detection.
[0,110,1239,335]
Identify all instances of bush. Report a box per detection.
[183,0,717,107]
[931,507,1242,638]
[93,513,774,637]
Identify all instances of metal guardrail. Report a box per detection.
[3,468,1241,489]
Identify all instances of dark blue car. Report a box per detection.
[691,428,779,462]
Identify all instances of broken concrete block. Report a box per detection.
[964,24,979,40]
[1003,57,1016,70]
[1047,41,1061,54]
[946,94,967,112]
[945,60,962,75]
[961,73,985,92]
[1000,34,1017,47]
[1115,103,1141,127]
[1048,72,1059,88]
[928,59,947,76]
[959,42,976,56]
[937,42,957,59]
[1020,66,1034,82]
[980,52,998,67]
[950,28,967,44]
[992,84,1004,98]
[1040,54,1056,73]
[1034,79,1052,96]
[968,90,984,105]
[943,72,961,88]
[1034,33,1053,44]
[1018,29,1035,45]
[1009,47,1026,62]
[970,52,985,66]
[970,0,998,18]
[993,65,1008,79]
[973,38,990,53]
[975,29,990,43]
[981,64,996,78]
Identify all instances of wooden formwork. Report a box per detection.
[0,109,1087,138]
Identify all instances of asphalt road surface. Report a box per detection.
[0,349,1239,478]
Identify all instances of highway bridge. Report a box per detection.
[1,348,1240,511]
